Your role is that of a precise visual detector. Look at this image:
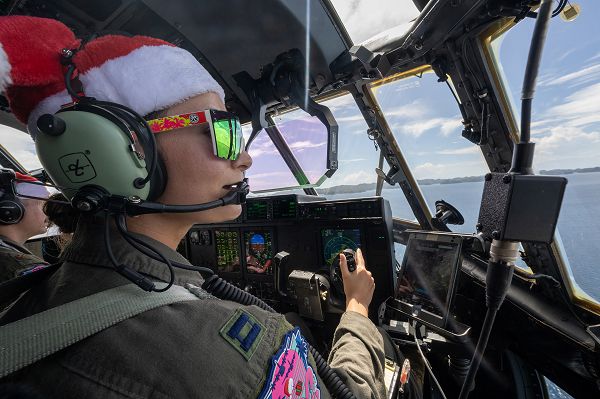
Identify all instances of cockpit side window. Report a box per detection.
[369,72,489,233]
[489,3,600,302]
[0,124,41,170]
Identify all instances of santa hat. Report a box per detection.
[0,16,225,137]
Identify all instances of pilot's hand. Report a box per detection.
[340,248,374,318]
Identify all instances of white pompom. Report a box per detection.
[0,43,12,92]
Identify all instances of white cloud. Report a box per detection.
[392,117,461,138]
[329,0,419,44]
[543,82,600,128]
[321,169,376,187]
[413,160,487,180]
[288,140,326,151]
[339,158,367,163]
[0,125,41,170]
[436,146,480,155]
[539,63,600,87]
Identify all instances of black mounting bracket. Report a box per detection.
[234,49,338,176]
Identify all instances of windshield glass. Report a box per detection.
[329,0,419,45]
[370,71,489,233]
[0,124,42,170]
[491,3,600,301]
[244,93,416,221]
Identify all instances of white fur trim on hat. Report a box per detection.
[0,43,11,92]
[27,44,225,137]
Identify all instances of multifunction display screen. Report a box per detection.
[246,201,269,220]
[215,230,241,273]
[321,228,361,267]
[396,238,461,317]
[245,231,274,275]
[272,198,297,219]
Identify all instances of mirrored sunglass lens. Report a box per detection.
[15,182,50,199]
[213,119,233,159]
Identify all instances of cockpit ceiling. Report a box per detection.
[3,0,351,122]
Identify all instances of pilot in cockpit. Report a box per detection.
[0,169,50,286]
[0,15,389,398]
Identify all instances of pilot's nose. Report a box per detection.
[234,150,253,172]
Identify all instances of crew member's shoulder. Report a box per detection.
[0,247,48,282]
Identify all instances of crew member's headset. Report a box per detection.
[35,98,168,207]
[0,169,25,225]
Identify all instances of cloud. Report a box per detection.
[542,82,600,128]
[0,125,41,170]
[391,116,461,137]
[436,146,479,155]
[322,169,377,188]
[539,63,600,87]
[288,140,326,151]
[339,158,367,163]
[329,0,419,44]
[413,160,487,179]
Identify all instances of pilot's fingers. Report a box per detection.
[339,253,350,277]
[356,248,366,271]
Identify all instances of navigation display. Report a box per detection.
[215,230,241,273]
[246,201,269,220]
[273,198,297,219]
[396,236,461,318]
[245,231,274,274]
[321,228,361,267]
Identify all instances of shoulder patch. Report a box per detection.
[258,327,321,399]
[219,309,265,360]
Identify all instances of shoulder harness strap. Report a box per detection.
[0,283,207,378]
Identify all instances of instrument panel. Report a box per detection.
[181,194,397,320]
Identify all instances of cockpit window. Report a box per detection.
[369,71,489,233]
[329,0,420,45]
[0,124,42,170]
[490,3,600,301]
[244,93,417,221]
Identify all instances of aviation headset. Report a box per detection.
[0,169,25,225]
[34,60,168,207]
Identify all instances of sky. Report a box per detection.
[1,1,599,188]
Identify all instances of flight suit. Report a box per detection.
[0,235,49,284]
[0,220,387,399]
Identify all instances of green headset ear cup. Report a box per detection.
[0,199,24,224]
[101,104,167,201]
[35,108,151,200]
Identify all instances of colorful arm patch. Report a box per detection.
[258,327,321,399]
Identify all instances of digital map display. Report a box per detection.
[321,228,361,267]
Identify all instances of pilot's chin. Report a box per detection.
[220,203,242,222]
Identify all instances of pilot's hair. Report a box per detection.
[43,193,79,234]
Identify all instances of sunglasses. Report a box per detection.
[147,109,244,161]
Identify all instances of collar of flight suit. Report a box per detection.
[60,215,203,287]
[0,235,33,255]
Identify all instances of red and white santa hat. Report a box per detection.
[0,16,225,138]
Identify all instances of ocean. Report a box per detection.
[328,171,600,302]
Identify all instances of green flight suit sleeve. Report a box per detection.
[0,249,48,283]
[328,311,387,399]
